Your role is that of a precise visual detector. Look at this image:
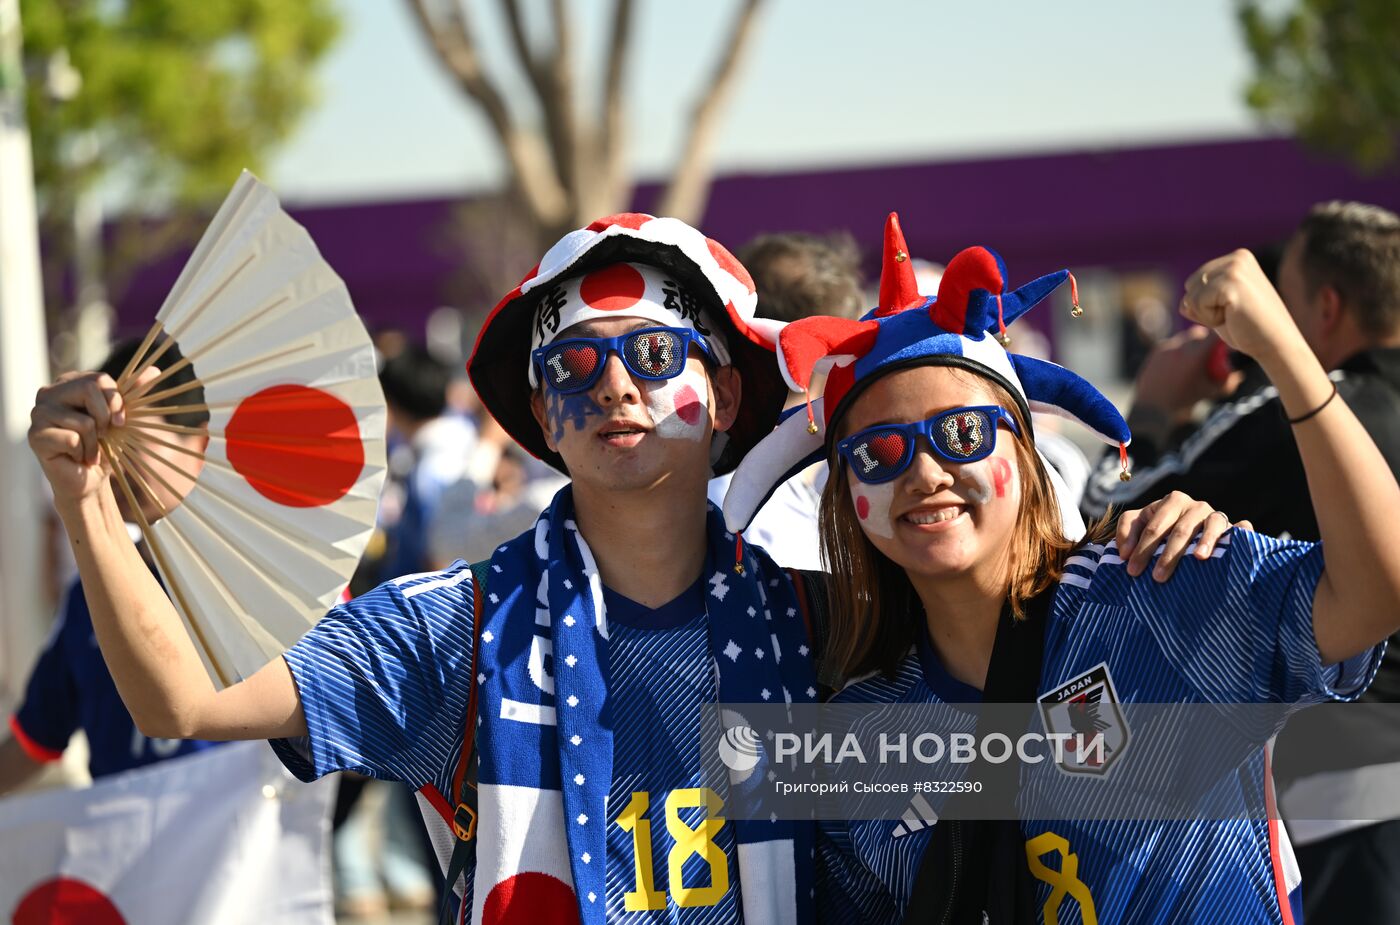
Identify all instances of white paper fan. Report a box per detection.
[98,171,387,689]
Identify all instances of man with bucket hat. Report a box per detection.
[439,213,817,924]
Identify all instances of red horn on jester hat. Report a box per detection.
[875,212,925,318]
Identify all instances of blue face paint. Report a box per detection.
[546,388,604,444]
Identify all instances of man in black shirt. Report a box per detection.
[1083,200,1400,923]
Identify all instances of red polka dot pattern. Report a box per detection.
[708,238,755,293]
[585,213,651,233]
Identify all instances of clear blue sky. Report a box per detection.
[268,0,1265,205]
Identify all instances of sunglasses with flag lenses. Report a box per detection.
[532,327,712,394]
[837,405,1022,484]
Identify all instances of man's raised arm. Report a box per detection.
[28,369,304,741]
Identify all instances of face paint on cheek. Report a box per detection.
[545,389,604,444]
[850,480,896,539]
[961,460,995,506]
[645,369,709,441]
[990,456,1013,498]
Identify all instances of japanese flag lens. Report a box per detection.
[626,330,683,378]
[544,342,601,390]
[850,428,910,482]
[937,410,990,459]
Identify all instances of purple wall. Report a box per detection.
[112,136,1400,338]
[673,136,1400,286]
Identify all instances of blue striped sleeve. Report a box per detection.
[270,562,476,792]
[1121,531,1380,706]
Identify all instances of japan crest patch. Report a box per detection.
[1037,662,1130,776]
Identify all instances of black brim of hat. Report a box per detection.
[468,240,788,476]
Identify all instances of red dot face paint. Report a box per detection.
[991,457,1012,498]
[646,369,709,441]
[850,481,896,538]
[673,384,703,425]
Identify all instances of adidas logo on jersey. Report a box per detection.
[890,794,939,839]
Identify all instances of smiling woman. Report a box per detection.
[723,211,1400,924]
[821,364,1094,680]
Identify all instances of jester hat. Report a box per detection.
[468,213,788,475]
[722,213,1132,536]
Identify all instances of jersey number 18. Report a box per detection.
[616,788,728,910]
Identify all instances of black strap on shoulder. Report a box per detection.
[901,586,1055,925]
[437,559,491,925]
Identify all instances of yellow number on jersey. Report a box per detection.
[617,791,666,911]
[666,787,729,907]
[1026,831,1098,925]
[615,788,729,910]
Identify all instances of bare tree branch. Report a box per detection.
[496,0,555,146]
[657,0,766,222]
[495,0,580,220]
[404,0,765,246]
[498,0,545,96]
[406,0,512,149]
[544,0,581,215]
[592,0,636,216]
[406,0,568,227]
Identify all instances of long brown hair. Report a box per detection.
[817,368,1111,681]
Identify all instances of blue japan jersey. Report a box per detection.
[12,576,224,778]
[272,562,747,924]
[819,530,1383,925]
[270,563,478,795]
[604,581,743,924]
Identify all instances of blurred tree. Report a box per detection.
[20,0,339,366]
[405,0,765,253]
[1239,0,1400,169]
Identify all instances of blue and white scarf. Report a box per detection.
[470,485,817,925]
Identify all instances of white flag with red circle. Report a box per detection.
[0,742,336,925]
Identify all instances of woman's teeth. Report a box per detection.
[904,507,963,525]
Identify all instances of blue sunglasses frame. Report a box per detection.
[532,326,712,394]
[837,405,1022,484]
